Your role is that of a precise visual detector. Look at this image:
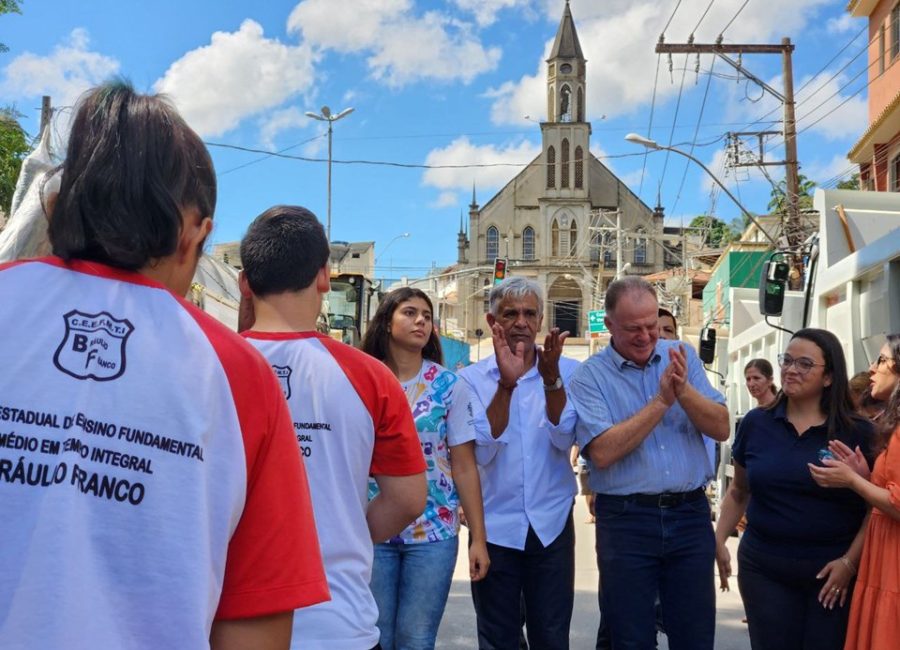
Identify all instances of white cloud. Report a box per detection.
[488,0,831,125]
[804,153,853,186]
[725,69,868,142]
[422,137,541,194]
[451,0,531,27]
[431,191,460,208]
[154,19,317,138]
[827,14,858,35]
[0,28,120,107]
[259,107,310,149]
[288,0,501,86]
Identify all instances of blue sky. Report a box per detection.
[1,1,869,279]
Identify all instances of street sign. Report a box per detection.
[588,310,607,337]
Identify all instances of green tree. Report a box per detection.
[767,174,816,214]
[836,172,860,190]
[0,108,30,216]
[689,215,739,248]
[0,1,22,53]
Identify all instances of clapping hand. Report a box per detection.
[828,440,871,481]
[491,323,526,387]
[808,457,859,490]
[537,327,569,384]
[658,345,687,406]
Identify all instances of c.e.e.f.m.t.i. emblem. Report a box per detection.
[272,365,292,400]
[53,310,134,381]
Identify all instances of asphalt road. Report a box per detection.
[436,497,751,649]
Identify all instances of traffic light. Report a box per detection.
[493,258,508,285]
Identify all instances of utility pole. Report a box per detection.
[616,209,625,280]
[40,96,51,139]
[781,37,801,249]
[656,38,800,249]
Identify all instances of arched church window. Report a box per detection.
[560,85,572,122]
[523,227,535,260]
[577,87,584,122]
[551,220,560,257]
[546,146,556,188]
[634,230,647,265]
[574,146,584,189]
[486,226,499,260]
[561,139,570,188]
[569,220,578,256]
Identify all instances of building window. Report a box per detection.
[891,154,900,192]
[560,84,572,122]
[574,146,584,189]
[551,219,560,257]
[561,139,570,188]
[547,146,556,188]
[634,232,647,265]
[523,227,535,260]
[577,87,584,122]
[569,220,578,256]
[486,226,499,260]
[893,3,900,60]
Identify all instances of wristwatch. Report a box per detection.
[543,376,563,391]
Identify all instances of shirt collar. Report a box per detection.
[607,339,663,370]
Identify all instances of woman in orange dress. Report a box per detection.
[810,333,900,650]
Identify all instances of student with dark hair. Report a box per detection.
[0,81,329,649]
[811,333,900,650]
[716,328,874,650]
[239,206,427,650]
[360,287,489,650]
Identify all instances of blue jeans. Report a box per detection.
[594,493,715,650]
[370,536,459,650]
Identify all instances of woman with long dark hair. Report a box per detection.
[810,334,900,650]
[715,328,874,650]
[361,287,489,649]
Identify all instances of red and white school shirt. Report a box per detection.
[0,258,329,650]
[243,331,426,650]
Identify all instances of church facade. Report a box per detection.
[455,3,664,338]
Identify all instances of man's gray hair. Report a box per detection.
[605,276,657,314]
[489,277,544,317]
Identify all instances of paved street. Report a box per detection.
[437,498,751,649]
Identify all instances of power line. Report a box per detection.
[718,0,750,38]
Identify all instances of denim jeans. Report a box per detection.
[594,494,715,650]
[737,540,853,650]
[370,536,459,650]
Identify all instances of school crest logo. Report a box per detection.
[53,310,134,381]
[273,365,292,400]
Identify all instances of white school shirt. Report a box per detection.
[458,354,579,550]
[244,331,426,650]
[0,257,328,650]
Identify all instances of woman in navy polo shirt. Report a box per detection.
[714,328,873,650]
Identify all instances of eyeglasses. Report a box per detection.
[874,354,890,368]
[777,353,825,375]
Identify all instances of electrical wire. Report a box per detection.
[718,0,751,38]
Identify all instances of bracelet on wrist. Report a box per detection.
[840,555,857,575]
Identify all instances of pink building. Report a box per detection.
[848,0,900,191]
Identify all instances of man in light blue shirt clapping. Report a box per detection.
[459,277,580,650]
[569,277,729,650]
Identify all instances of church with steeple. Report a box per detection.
[454,2,664,338]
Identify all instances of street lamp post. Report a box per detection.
[305,105,355,242]
[624,133,777,245]
[374,232,411,287]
